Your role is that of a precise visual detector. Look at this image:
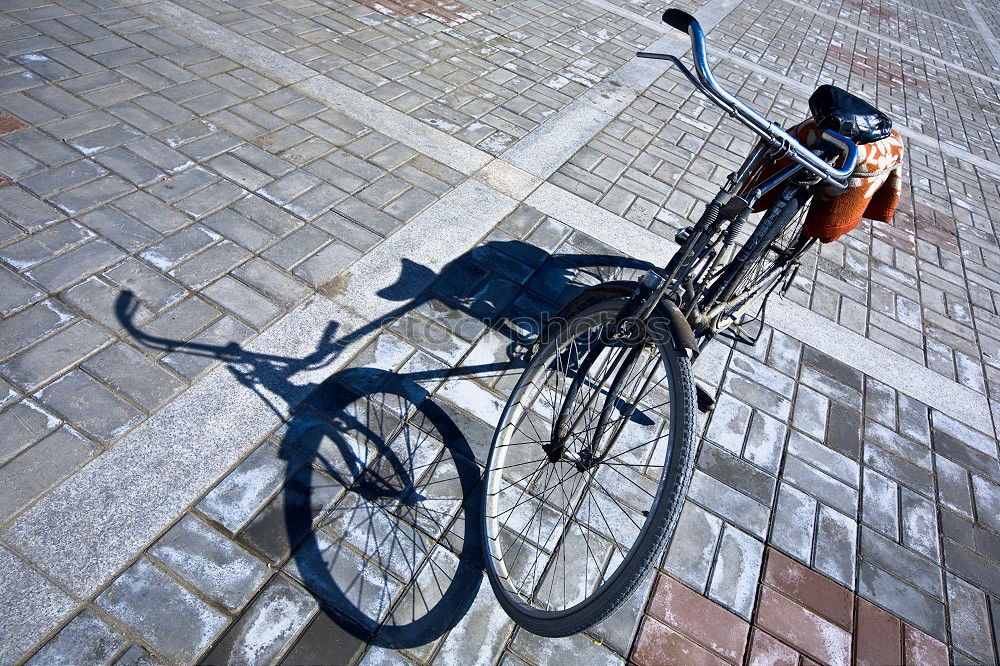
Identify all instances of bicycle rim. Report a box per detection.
[482,300,693,634]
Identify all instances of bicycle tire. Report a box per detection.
[707,184,812,309]
[482,297,697,637]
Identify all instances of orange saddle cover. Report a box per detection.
[747,120,905,242]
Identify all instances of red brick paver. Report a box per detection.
[630,549,951,665]
[0,113,28,136]
[644,573,749,664]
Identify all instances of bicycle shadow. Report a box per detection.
[115,239,653,651]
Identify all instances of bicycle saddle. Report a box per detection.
[808,84,892,144]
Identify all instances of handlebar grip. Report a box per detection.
[662,8,697,32]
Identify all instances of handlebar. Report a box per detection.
[638,9,858,191]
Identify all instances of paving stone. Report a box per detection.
[94,146,164,187]
[37,369,143,443]
[763,549,853,631]
[743,410,787,475]
[79,207,160,253]
[151,513,269,611]
[631,616,730,666]
[663,501,723,592]
[945,573,996,663]
[857,561,946,640]
[26,609,126,666]
[589,569,655,658]
[198,441,298,533]
[293,240,362,288]
[202,276,282,331]
[903,623,949,666]
[813,505,857,590]
[646,573,749,663]
[770,483,817,565]
[320,493,432,583]
[0,220,94,270]
[82,343,185,412]
[861,468,899,539]
[855,597,903,666]
[825,400,862,461]
[167,240,249,289]
[788,430,859,488]
[971,474,1000,535]
[707,524,764,620]
[0,265,44,316]
[697,441,776,506]
[688,469,769,540]
[755,586,851,666]
[278,605,365,666]
[25,238,125,292]
[262,225,330,270]
[745,629,799,666]
[113,190,189,234]
[935,454,974,518]
[0,186,64,230]
[97,557,228,664]
[790,384,828,442]
[284,529,401,633]
[0,320,112,392]
[230,258,310,308]
[204,574,320,666]
[782,455,857,517]
[0,298,77,360]
[202,209,277,253]
[933,413,997,459]
[0,425,96,521]
[159,314,253,378]
[48,175,134,216]
[113,644,165,666]
[0,399,61,465]
[0,545,76,660]
[900,487,940,561]
[510,626,623,665]
[103,257,186,311]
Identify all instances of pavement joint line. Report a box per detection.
[960,0,1000,69]
[124,0,492,176]
[578,0,1000,180]
[773,0,1000,87]
[524,180,996,437]
[0,177,519,609]
[501,0,744,179]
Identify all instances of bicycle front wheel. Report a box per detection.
[482,297,697,637]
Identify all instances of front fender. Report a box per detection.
[543,281,698,355]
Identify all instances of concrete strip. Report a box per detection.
[775,0,1000,85]
[126,2,492,175]
[579,0,1000,180]
[501,0,744,179]
[525,181,995,436]
[1,178,518,599]
[960,0,1000,70]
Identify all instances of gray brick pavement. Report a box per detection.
[3,0,1000,661]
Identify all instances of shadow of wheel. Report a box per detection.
[280,367,484,648]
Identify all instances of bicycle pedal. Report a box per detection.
[695,382,716,413]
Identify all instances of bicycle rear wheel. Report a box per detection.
[482,296,696,637]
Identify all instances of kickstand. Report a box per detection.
[695,382,716,413]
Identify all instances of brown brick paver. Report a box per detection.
[0,114,28,137]
[631,551,954,665]
[645,573,750,663]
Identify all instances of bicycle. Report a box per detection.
[481,8,898,636]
